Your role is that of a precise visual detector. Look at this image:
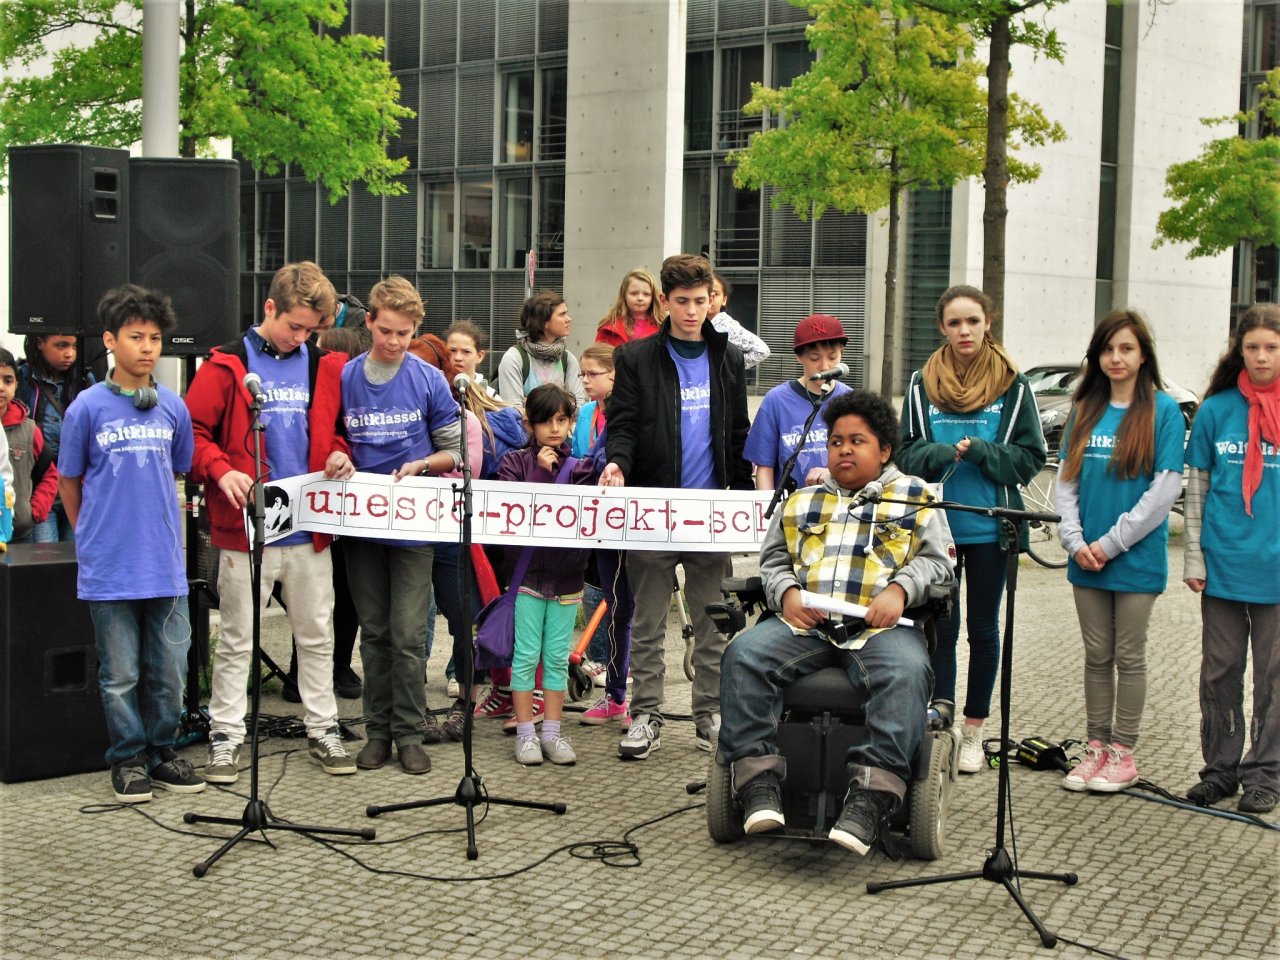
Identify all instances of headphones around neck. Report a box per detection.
[105,370,158,410]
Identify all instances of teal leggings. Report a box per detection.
[511,592,579,693]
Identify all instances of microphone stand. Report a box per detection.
[184,389,374,877]
[763,381,832,520]
[365,381,566,859]
[865,494,1077,948]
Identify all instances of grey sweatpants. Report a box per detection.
[1199,594,1280,793]
[1072,585,1157,748]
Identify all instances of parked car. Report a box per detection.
[1026,363,1200,457]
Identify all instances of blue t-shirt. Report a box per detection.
[341,353,458,547]
[669,342,715,490]
[744,379,851,491]
[1065,391,1185,594]
[927,397,1004,544]
[57,384,193,601]
[247,338,311,547]
[1186,389,1280,604]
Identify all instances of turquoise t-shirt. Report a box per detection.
[1185,389,1280,604]
[927,398,1003,544]
[1065,391,1185,594]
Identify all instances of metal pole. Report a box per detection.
[141,0,181,158]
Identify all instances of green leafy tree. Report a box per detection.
[912,0,1068,339]
[1155,69,1280,304]
[0,0,411,200]
[732,0,1057,395]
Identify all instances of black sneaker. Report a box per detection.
[829,788,897,856]
[423,710,443,744]
[739,772,785,834]
[1238,786,1278,814]
[1186,779,1234,807]
[281,670,302,704]
[334,665,363,700]
[111,759,153,804]
[149,748,207,794]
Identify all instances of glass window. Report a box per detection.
[719,46,764,150]
[540,67,567,161]
[716,167,760,266]
[1096,164,1117,282]
[1257,5,1279,73]
[461,181,492,269]
[258,188,284,272]
[683,166,713,257]
[772,40,813,88]
[502,71,535,163]
[424,182,455,269]
[500,177,532,269]
[537,176,565,270]
[1100,47,1121,165]
[685,50,714,151]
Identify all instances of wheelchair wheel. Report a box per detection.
[909,736,950,860]
[706,759,743,844]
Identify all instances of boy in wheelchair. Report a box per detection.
[718,390,955,855]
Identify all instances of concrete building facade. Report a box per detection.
[229,0,1250,396]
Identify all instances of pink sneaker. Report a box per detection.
[1086,744,1139,792]
[1062,739,1107,792]
[502,692,545,733]
[579,696,628,725]
[473,686,514,720]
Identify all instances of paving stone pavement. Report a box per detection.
[1,542,1276,960]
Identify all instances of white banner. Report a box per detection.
[260,472,772,553]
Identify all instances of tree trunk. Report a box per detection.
[983,14,1012,341]
[1251,241,1260,305]
[880,160,901,401]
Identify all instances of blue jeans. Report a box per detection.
[88,597,191,766]
[584,551,634,704]
[30,502,75,543]
[932,540,1007,720]
[718,615,932,798]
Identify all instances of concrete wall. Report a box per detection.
[1111,0,1240,391]
[950,0,1239,395]
[561,0,686,356]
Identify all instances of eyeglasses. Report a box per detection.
[580,370,610,379]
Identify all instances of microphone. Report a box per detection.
[243,372,266,404]
[453,372,472,394]
[808,363,850,383]
[851,480,884,508]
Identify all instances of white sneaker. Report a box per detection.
[584,659,608,688]
[541,735,577,765]
[958,724,985,774]
[514,734,542,766]
[446,677,461,699]
[618,713,662,760]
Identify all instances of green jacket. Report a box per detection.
[897,370,1047,551]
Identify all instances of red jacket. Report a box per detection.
[595,315,660,348]
[185,338,349,552]
[2,399,58,532]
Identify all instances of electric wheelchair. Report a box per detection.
[704,575,959,859]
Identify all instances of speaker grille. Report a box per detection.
[129,158,240,356]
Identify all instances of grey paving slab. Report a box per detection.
[1,543,1276,960]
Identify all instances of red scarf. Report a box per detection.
[1238,368,1280,517]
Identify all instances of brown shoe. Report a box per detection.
[423,712,443,744]
[356,739,391,770]
[398,742,432,775]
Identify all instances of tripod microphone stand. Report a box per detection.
[365,376,566,860]
[184,386,374,877]
[866,499,1077,948]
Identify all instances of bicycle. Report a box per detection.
[1020,462,1068,569]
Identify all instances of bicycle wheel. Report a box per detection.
[1021,463,1068,569]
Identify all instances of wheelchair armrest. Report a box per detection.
[705,601,748,639]
[721,575,762,595]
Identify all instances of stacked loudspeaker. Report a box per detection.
[8,144,240,354]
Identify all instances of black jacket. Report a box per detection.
[606,320,752,490]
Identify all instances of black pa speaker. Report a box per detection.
[0,543,109,783]
[129,157,240,356]
[8,144,131,337]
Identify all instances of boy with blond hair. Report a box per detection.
[186,261,358,782]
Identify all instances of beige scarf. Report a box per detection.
[921,339,1018,413]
